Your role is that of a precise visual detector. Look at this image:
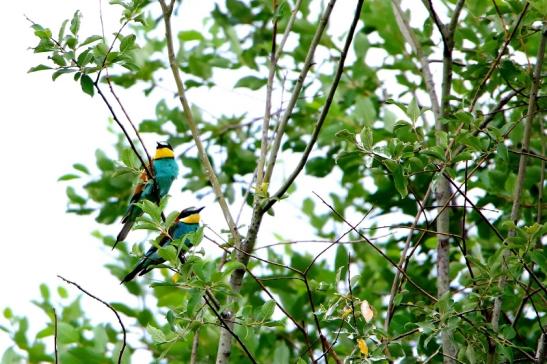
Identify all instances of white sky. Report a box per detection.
[0,0,375,357]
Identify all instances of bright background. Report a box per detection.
[0,0,425,356]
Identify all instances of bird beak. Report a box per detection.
[196,206,205,213]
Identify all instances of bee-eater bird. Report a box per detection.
[114,142,179,249]
[121,206,204,283]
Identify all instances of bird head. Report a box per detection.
[154,141,175,159]
[178,206,205,224]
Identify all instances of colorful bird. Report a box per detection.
[121,206,204,283]
[114,142,179,248]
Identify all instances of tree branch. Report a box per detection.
[489,24,546,362]
[57,275,126,364]
[313,192,438,303]
[256,0,303,187]
[262,0,338,187]
[52,308,58,364]
[203,295,257,364]
[469,3,530,111]
[267,0,365,207]
[392,0,440,120]
[159,0,241,247]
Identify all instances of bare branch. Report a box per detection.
[313,192,438,303]
[392,0,440,120]
[159,0,241,247]
[268,0,364,207]
[262,0,338,187]
[256,0,303,187]
[57,275,126,364]
[469,3,530,111]
[52,308,58,364]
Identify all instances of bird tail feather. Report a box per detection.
[113,221,134,250]
[121,259,146,284]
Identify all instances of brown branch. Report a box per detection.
[262,0,338,187]
[97,0,154,169]
[159,0,241,245]
[490,26,546,362]
[52,308,58,364]
[537,333,547,364]
[256,0,302,187]
[267,0,364,208]
[469,3,530,111]
[57,275,126,364]
[190,328,200,364]
[25,16,154,181]
[203,295,257,364]
[393,0,440,120]
[313,192,438,303]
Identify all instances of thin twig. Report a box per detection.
[393,0,440,120]
[313,192,438,303]
[267,0,365,206]
[203,295,257,364]
[53,308,58,364]
[57,275,126,364]
[262,0,338,187]
[489,25,546,362]
[469,3,530,111]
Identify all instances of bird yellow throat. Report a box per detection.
[181,214,200,224]
[154,147,175,159]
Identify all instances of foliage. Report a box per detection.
[3,0,546,363]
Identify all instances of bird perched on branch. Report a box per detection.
[114,142,179,249]
[121,206,204,283]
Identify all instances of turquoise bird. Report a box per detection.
[121,206,204,283]
[114,142,179,248]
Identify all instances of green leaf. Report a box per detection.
[146,324,167,343]
[497,143,509,162]
[260,300,276,320]
[406,97,420,123]
[360,126,373,149]
[120,34,136,52]
[28,64,52,73]
[57,286,68,298]
[222,261,245,277]
[234,76,267,90]
[58,174,80,181]
[334,245,348,281]
[70,10,81,36]
[178,30,204,41]
[57,322,79,344]
[39,284,50,301]
[383,161,407,198]
[80,35,103,47]
[52,68,76,81]
[158,245,177,263]
[335,129,355,143]
[354,96,376,126]
[466,344,476,364]
[530,251,547,273]
[72,163,89,174]
[80,74,95,96]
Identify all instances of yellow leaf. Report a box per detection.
[172,273,180,283]
[357,338,368,357]
[341,307,352,319]
[361,300,373,322]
